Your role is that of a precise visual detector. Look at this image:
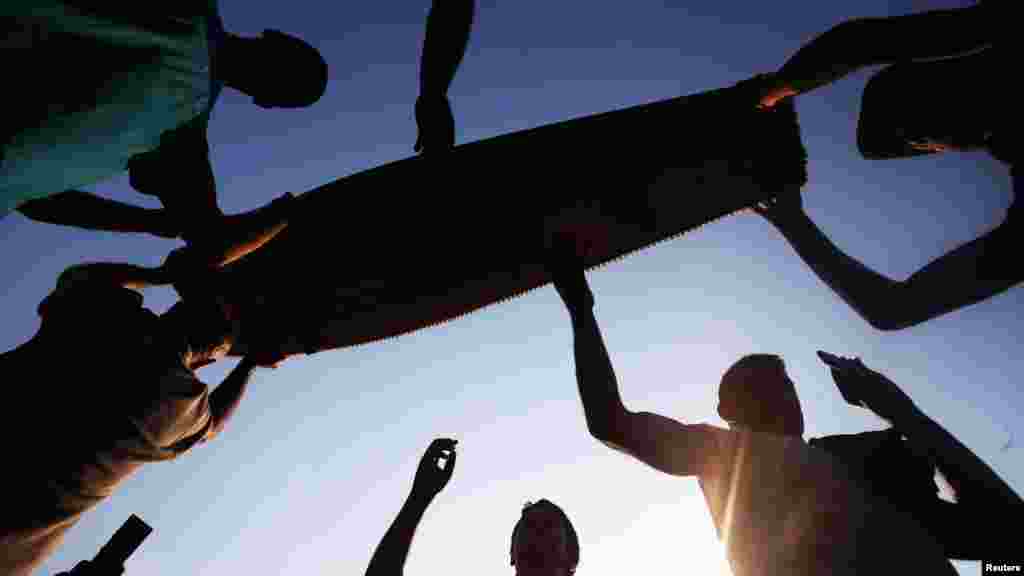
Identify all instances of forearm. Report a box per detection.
[419,0,475,96]
[770,211,907,329]
[208,358,256,438]
[775,7,991,96]
[16,190,173,235]
[61,262,170,290]
[897,407,1023,509]
[365,491,434,576]
[777,202,1023,329]
[567,305,630,440]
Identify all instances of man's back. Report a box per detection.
[0,283,213,576]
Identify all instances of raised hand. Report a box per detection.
[413,94,456,154]
[411,438,457,499]
[818,352,917,423]
[546,237,594,314]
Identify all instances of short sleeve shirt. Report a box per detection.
[0,275,213,576]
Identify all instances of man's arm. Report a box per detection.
[898,408,1023,558]
[365,438,457,576]
[419,0,475,98]
[16,190,179,238]
[755,187,1022,331]
[130,116,294,269]
[413,0,475,153]
[826,357,1023,555]
[896,408,1023,512]
[205,357,257,441]
[203,342,298,440]
[58,262,171,292]
[759,4,993,107]
[553,266,709,477]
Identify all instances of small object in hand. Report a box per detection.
[817,350,864,407]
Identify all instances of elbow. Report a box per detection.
[862,311,910,332]
[848,282,920,332]
[585,409,631,447]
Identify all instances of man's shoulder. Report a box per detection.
[41,279,146,317]
[38,273,156,338]
[808,429,903,463]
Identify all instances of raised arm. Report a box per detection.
[204,342,297,440]
[759,4,993,108]
[755,184,1023,331]
[57,261,171,292]
[413,0,475,153]
[827,356,1023,556]
[551,264,710,477]
[129,117,294,268]
[16,190,179,238]
[365,438,457,576]
[205,357,257,440]
[419,0,475,99]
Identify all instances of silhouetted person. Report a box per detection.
[750,1,1019,330]
[412,0,474,156]
[549,261,1021,576]
[365,438,580,576]
[808,352,1022,560]
[3,1,322,266]
[0,252,292,576]
[756,2,1011,158]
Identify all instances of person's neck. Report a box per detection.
[219,34,258,93]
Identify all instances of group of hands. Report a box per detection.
[153,247,295,370]
[407,356,919,500]
[750,69,1013,221]
[406,249,921,507]
[161,82,928,393]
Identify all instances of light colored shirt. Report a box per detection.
[0,280,213,576]
[0,1,226,217]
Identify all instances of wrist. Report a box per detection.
[768,206,810,232]
[147,264,172,286]
[888,402,926,428]
[566,300,593,323]
[407,487,436,506]
[417,91,447,103]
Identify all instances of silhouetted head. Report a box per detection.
[161,299,236,369]
[221,30,327,108]
[510,499,579,576]
[718,354,805,437]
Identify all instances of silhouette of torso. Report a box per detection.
[1,1,225,216]
[696,426,956,576]
[0,283,213,576]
